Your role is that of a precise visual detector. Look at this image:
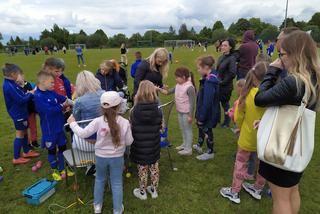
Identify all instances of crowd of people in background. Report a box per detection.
[2,27,320,214]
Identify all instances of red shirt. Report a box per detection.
[54,77,75,97]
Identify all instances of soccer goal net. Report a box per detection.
[164,40,195,48]
[68,44,86,50]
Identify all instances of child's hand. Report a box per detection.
[162,84,169,90]
[159,88,168,95]
[253,120,261,130]
[67,114,76,124]
[187,116,193,124]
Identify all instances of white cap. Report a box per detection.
[100,91,122,109]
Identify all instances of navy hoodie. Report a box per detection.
[195,71,220,128]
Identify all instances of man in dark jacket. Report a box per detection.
[237,30,259,79]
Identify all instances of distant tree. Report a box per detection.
[199,26,212,41]
[190,27,197,40]
[310,27,320,43]
[15,36,23,45]
[212,29,229,42]
[40,29,51,40]
[129,33,143,47]
[0,32,3,41]
[168,25,176,36]
[279,18,296,30]
[75,34,87,44]
[79,29,87,36]
[309,12,320,28]
[212,21,224,31]
[228,18,251,36]
[107,33,128,48]
[8,36,15,45]
[178,23,190,39]
[259,25,279,42]
[295,21,308,30]
[248,18,265,36]
[40,37,58,48]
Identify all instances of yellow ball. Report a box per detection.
[126,172,131,178]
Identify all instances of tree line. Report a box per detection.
[1,12,320,49]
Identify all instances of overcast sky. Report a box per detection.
[0,0,319,41]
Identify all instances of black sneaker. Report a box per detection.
[85,165,96,176]
[31,141,40,148]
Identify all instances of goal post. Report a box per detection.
[68,44,86,50]
[164,40,195,48]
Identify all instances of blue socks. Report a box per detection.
[22,135,30,153]
[48,153,58,169]
[13,138,23,159]
[57,151,65,171]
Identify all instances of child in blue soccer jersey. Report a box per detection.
[2,63,40,165]
[34,70,73,181]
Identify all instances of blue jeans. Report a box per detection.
[178,112,193,150]
[94,156,124,213]
[77,54,84,65]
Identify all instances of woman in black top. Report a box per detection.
[133,48,169,96]
[120,43,128,65]
[216,38,237,127]
[255,31,320,214]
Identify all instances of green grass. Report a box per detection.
[0,47,319,214]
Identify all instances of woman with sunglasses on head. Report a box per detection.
[133,48,170,96]
[255,31,320,214]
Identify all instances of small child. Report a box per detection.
[34,71,73,181]
[130,51,142,78]
[16,74,40,148]
[43,57,74,99]
[193,56,220,161]
[220,61,268,204]
[68,91,133,214]
[130,80,163,200]
[160,67,196,155]
[2,64,40,164]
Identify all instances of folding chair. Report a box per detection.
[159,100,177,171]
[63,119,96,205]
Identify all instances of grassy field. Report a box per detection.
[0,47,319,214]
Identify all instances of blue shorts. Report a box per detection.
[42,132,67,150]
[14,119,28,131]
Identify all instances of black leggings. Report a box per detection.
[198,127,214,154]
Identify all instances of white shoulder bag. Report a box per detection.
[257,91,316,172]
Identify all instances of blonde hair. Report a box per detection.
[75,70,101,97]
[281,31,320,109]
[134,80,158,104]
[147,48,169,78]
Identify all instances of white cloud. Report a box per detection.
[0,0,319,39]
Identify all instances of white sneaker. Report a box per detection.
[146,186,158,199]
[178,149,192,156]
[175,144,185,151]
[133,188,147,200]
[94,203,102,213]
[220,187,240,204]
[242,182,263,200]
[192,144,203,154]
[196,152,214,161]
[113,204,124,214]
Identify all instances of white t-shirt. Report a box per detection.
[70,115,133,158]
